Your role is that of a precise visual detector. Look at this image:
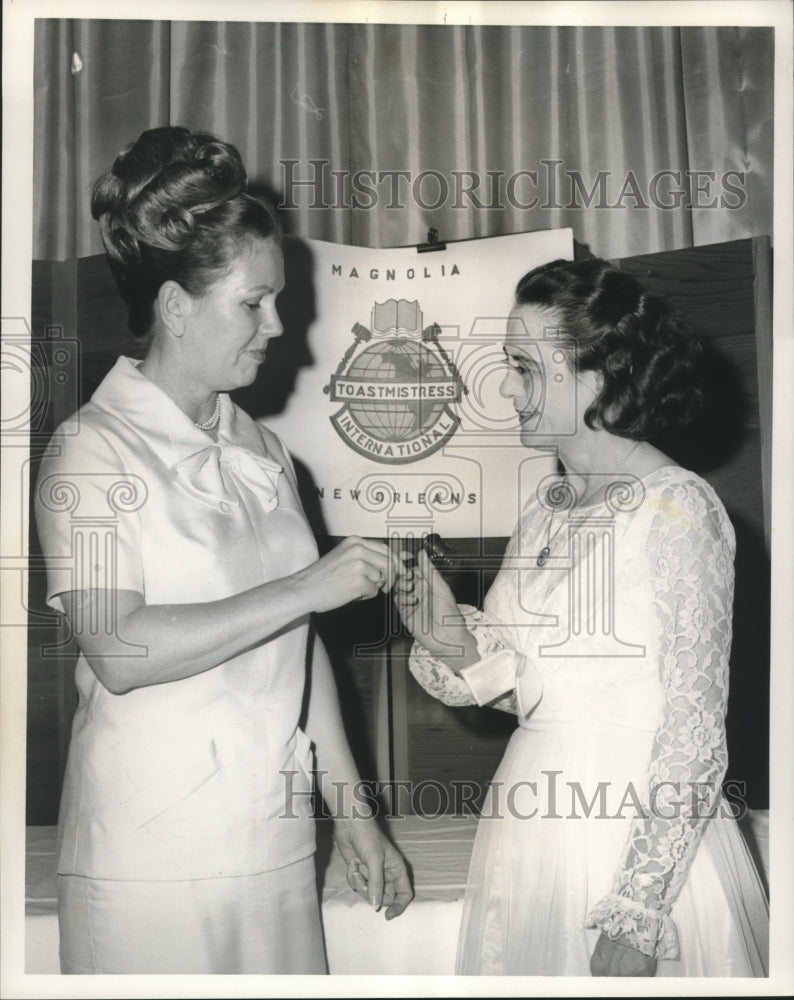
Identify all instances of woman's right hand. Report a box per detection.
[392,548,477,668]
[298,536,408,613]
[61,538,406,695]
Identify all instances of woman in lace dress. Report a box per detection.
[393,258,769,976]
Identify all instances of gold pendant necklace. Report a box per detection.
[536,510,568,567]
[537,476,603,566]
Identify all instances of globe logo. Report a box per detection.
[326,299,464,464]
[347,340,450,441]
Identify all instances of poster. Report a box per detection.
[267,229,572,538]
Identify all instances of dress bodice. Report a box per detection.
[482,466,733,734]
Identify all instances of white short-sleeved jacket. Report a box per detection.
[35,357,318,880]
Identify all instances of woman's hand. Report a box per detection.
[298,536,407,613]
[590,933,657,976]
[392,548,478,669]
[334,818,414,919]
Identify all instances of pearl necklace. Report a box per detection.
[194,394,221,431]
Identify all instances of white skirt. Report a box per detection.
[456,726,769,976]
[58,855,327,974]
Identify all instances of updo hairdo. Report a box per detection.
[91,126,281,337]
[514,258,706,440]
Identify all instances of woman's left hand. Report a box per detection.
[334,818,414,919]
[392,549,476,666]
[590,933,657,976]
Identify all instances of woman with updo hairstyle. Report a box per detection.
[35,126,412,975]
[393,258,769,977]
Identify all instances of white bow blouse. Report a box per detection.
[36,357,319,880]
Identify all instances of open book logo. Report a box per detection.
[324,298,465,464]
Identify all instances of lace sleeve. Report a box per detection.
[408,605,517,713]
[586,481,734,959]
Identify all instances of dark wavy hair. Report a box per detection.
[514,258,706,440]
[91,126,281,337]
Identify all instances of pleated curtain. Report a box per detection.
[33,21,773,261]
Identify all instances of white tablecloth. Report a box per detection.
[25,810,769,975]
[25,815,478,975]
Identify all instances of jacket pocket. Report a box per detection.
[292,726,315,783]
[280,727,315,821]
[121,739,222,829]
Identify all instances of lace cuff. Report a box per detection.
[408,605,516,710]
[586,893,679,960]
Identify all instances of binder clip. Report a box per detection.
[416,228,447,253]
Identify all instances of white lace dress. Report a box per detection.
[410,466,769,976]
